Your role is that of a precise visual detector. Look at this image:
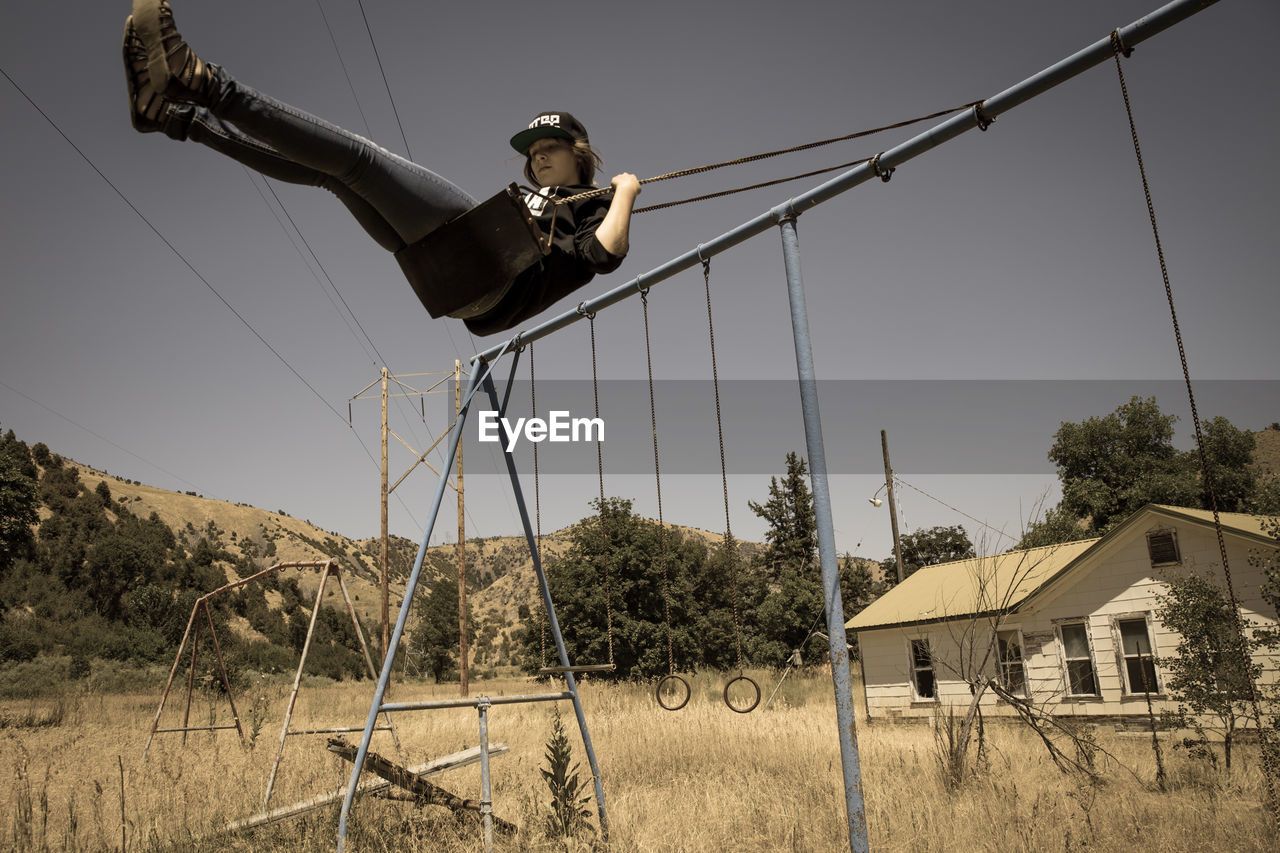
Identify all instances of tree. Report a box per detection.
[748,451,816,573]
[746,453,827,665]
[1051,396,1193,533]
[516,497,753,678]
[1021,398,1265,547]
[880,525,975,585]
[409,564,474,682]
[0,450,39,575]
[839,553,883,621]
[1156,570,1263,772]
[1196,416,1257,513]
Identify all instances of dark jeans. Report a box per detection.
[166,74,477,252]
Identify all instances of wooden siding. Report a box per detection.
[856,517,1278,720]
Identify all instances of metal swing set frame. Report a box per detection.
[334,3,1223,850]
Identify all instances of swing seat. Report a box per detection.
[395,183,548,319]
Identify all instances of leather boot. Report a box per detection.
[122,16,165,132]
[131,0,222,108]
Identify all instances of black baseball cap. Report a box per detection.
[509,111,589,154]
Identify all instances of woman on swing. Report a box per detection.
[122,0,640,336]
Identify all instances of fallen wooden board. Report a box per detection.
[327,738,518,834]
[221,742,508,834]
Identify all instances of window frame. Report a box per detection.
[1054,619,1101,698]
[995,627,1029,697]
[907,637,938,703]
[1111,612,1163,696]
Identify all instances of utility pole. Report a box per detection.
[455,360,469,697]
[350,369,463,674]
[380,368,389,665]
[881,429,905,584]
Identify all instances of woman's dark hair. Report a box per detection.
[523,140,605,187]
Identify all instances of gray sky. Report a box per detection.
[2,0,1276,562]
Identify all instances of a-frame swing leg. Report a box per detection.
[144,597,201,757]
[779,216,869,853]
[479,372,610,839]
[263,564,403,809]
[336,352,610,851]
[201,600,247,746]
[144,596,245,756]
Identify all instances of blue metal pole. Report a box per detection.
[480,372,610,839]
[336,362,488,851]
[779,216,868,853]
[473,0,1219,364]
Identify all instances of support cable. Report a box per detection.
[1109,31,1278,810]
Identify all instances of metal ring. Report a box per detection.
[575,301,596,320]
[656,674,691,711]
[723,674,761,714]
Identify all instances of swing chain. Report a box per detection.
[587,314,615,666]
[552,99,982,209]
[1111,28,1279,807]
[641,290,675,677]
[530,343,548,670]
[702,257,745,674]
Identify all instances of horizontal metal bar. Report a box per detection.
[473,0,1219,366]
[153,725,240,733]
[538,664,616,674]
[285,726,393,735]
[380,691,573,712]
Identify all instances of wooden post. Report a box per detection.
[456,360,469,696]
[881,429,905,584]
[380,367,390,668]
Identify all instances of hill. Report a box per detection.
[0,430,765,685]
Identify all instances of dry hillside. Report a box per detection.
[62,460,753,670]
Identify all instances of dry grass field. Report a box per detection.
[2,669,1275,852]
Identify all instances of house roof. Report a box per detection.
[847,539,1097,631]
[846,504,1277,632]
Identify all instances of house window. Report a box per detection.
[1117,616,1160,694]
[1059,622,1099,696]
[1147,529,1180,567]
[910,639,936,700]
[997,630,1027,695]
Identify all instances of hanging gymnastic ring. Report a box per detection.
[723,674,761,714]
[656,674,691,711]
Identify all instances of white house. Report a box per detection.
[847,505,1278,722]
